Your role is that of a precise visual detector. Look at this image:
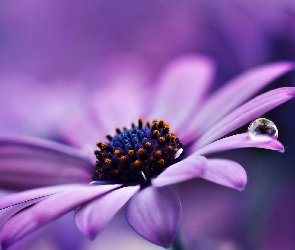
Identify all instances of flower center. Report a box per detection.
[93,119,183,184]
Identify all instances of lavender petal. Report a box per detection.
[202,159,247,191]
[75,185,139,239]
[184,62,294,139]
[196,87,295,148]
[152,155,206,187]
[194,132,284,155]
[0,136,93,190]
[126,186,181,248]
[0,184,83,210]
[0,185,120,248]
[147,55,215,131]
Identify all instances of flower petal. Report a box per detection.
[202,159,247,191]
[75,185,139,239]
[0,136,93,190]
[152,155,206,187]
[185,62,294,138]
[0,185,83,239]
[196,87,295,148]
[0,185,120,248]
[147,55,215,131]
[59,110,106,148]
[194,133,284,155]
[89,56,150,136]
[126,186,181,248]
[0,198,48,229]
[0,184,83,210]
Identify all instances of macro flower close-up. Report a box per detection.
[0,55,294,249]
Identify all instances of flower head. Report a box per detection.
[0,55,294,248]
[93,119,183,185]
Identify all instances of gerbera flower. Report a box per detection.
[0,56,293,249]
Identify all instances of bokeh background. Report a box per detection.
[0,1,294,249]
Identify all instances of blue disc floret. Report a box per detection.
[93,119,183,184]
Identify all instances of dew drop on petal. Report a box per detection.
[248,118,278,140]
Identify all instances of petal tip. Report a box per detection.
[287,87,295,96]
[271,140,285,152]
[236,183,247,191]
[126,186,180,248]
[235,175,247,191]
[274,61,295,72]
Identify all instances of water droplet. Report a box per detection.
[248,118,278,140]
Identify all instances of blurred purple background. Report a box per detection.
[0,1,295,249]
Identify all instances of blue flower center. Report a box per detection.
[93,119,183,184]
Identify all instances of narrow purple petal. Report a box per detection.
[89,81,146,137]
[0,186,80,247]
[185,62,294,138]
[194,133,284,155]
[152,155,206,187]
[0,184,83,210]
[0,136,93,190]
[59,111,106,148]
[0,185,120,248]
[126,186,181,248]
[196,87,295,148]
[75,185,139,239]
[87,55,151,136]
[202,159,247,191]
[0,197,47,229]
[147,55,215,131]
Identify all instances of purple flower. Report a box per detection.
[0,55,294,249]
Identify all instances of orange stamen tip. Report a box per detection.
[138,148,144,154]
[134,160,141,167]
[104,159,111,165]
[128,150,135,156]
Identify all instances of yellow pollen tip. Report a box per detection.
[155,150,162,158]
[158,137,165,143]
[104,159,111,165]
[138,148,144,154]
[157,159,165,166]
[128,150,135,156]
[152,121,158,130]
[149,156,154,162]
[171,135,176,142]
[167,145,173,151]
[119,156,126,162]
[173,148,179,153]
[153,130,160,136]
[164,125,170,133]
[134,160,141,167]
[114,150,121,156]
[145,142,151,148]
